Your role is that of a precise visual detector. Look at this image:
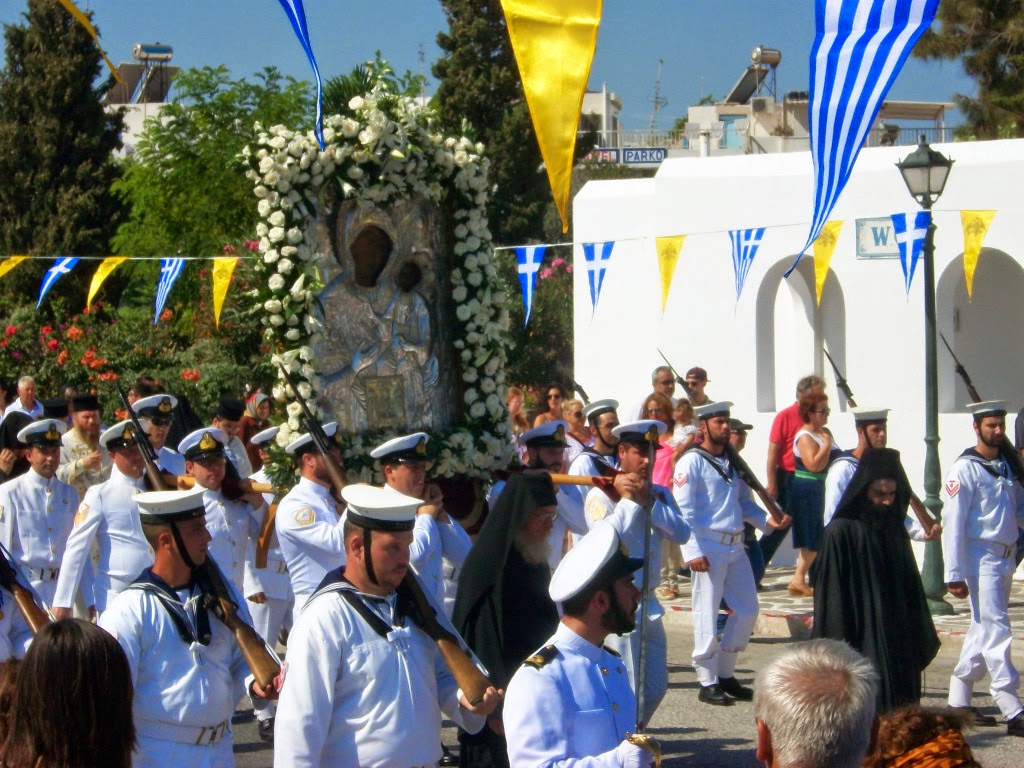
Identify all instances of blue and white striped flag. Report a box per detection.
[515,246,546,326]
[154,258,185,324]
[37,257,79,308]
[582,241,614,314]
[891,210,930,294]
[276,0,325,149]
[788,0,939,276]
[729,227,766,300]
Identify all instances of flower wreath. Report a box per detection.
[245,67,515,489]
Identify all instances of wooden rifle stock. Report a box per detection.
[548,472,621,502]
[176,476,273,494]
[724,444,787,525]
[255,503,278,570]
[0,549,51,634]
[400,573,491,705]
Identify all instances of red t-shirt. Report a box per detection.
[769,402,803,472]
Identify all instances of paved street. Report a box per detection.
[232,566,1024,767]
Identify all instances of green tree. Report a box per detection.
[0,0,124,306]
[914,0,1024,138]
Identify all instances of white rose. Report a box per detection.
[258,157,274,174]
[263,249,279,264]
[269,227,285,243]
[256,223,269,237]
[268,211,286,227]
[464,388,478,404]
[257,199,272,217]
[347,166,364,180]
[268,274,285,291]
[285,328,301,341]
[286,228,303,245]
[286,402,302,417]
[469,402,486,419]
[264,299,282,313]
[269,314,285,327]
[254,185,268,199]
[277,258,293,275]
[349,96,365,110]
[264,170,280,187]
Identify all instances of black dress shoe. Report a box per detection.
[1007,711,1024,737]
[439,745,459,766]
[258,718,275,742]
[950,705,997,727]
[718,676,754,701]
[697,684,732,706]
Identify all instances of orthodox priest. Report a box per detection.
[811,447,939,712]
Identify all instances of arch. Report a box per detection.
[936,248,1024,411]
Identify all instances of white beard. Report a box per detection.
[513,530,552,566]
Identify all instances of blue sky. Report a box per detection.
[0,1,974,130]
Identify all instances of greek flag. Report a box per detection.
[788,0,939,276]
[582,241,614,314]
[729,227,765,300]
[891,210,930,294]
[154,258,185,324]
[276,0,324,149]
[37,257,79,308]
[515,246,546,326]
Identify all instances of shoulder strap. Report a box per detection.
[312,573,401,641]
[685,446,734,484]
[523,644,559,669]
[958,448,1005,480]
[128,573,211,646]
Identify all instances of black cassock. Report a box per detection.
[811,447,940,712]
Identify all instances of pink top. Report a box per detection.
[769,402,803,472]
[653,439,675,487]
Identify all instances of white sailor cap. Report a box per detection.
[967,400,1009,418]
[341,483,421,532]
[694,401,733,419]
[371,432,430,464]
[178,428,228,461]
[136,487,208,525]
[100,420,142,450]
[548,524,643,603]
[17,418,66,447]
[250,426,280,447]
[285,421,339,455]
[583,399,618,421]
[851,407,890,423]
[612,419,666,446]
[132,394,178,422]
[520,420,568,449]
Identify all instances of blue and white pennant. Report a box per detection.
[37,257,80,308]
[515,246,546,326]
[729,228,765,300]
[154,258,185,324]
[276,0,325,149]
[582,241,614,314]
[891,210,930,294]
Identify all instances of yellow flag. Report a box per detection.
[0,256,28,281]
[655,235,685,311]
[212,257,239,328]
[961,210,996,300]
[55,0,124,84]
[812,221,844,305]
[87,256,128,308]
[501,0,602,233]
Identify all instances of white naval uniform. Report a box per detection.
[276,476,345,624]
[57,428,111,500]
[584,486,689,716]
[156,446,186,477]
[408,510,472,614]
[563,449,620,510]
[504,622,637,767]
[53,464,151,614]
[273,578,485,767]
[488,479,588,571]
[0,585,32,660]
[943,450,1024,720]
[673,449,766,687]
[100,575,254,768]
[225,435,253,479]
[823,454,858,525]
[200,485,259,594]
[0,468,83,606]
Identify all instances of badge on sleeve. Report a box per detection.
[74,503,89,526]
[585,495,608,522]
[294,507,315,526]
[945,479,960,498]
[673,474,688,490]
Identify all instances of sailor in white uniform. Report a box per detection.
[99,487,277,768]
[584,419,690,720]
[273,483,500,767]
[504,524,654,768]
[943,400,1024,735]
[564,399,621,509]
[132,394,186,477]
[823,408,890,525]
[0,419,81,607]
[52,420,152,620]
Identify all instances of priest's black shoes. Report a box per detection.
[950,706,997,727]
[698,684,732,706]
[1007,711,1024,737]
[718,676,754,701]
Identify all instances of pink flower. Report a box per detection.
[243,239,260,252]
[11,350,19,359]
[551,257,565,268]
[565,265,573,273]
[539,267,553,279]
[223,243,237,255]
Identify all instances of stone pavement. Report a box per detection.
[659,565,1024,643]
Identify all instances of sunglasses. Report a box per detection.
[656,379,674,386]
[813,408,831,415]
[570,410,583,418]
[547,393,562,400]
[148,417,171,427]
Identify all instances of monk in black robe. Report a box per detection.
[452,471,561,768]
[811,447,940,712]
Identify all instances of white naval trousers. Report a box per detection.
[948,541,1024,720]
[690,545,759,686]
[605,605,668,720]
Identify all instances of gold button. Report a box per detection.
[601,668,608,675]
[613,702,619,711]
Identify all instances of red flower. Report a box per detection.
[57,349,68,365]
[97,371,118,381]
[243,239,260,252]
[40,325,53,336]
[160,309,173,322]
[66,326,84,341]
[180,368,201,382]
[223,243,237,255]
[47,338,59,351]
[4,325,16,337]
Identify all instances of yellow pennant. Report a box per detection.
[813,220,844,305]
[86,256,128,308]
[501,0,602,233]
[55,0,124,84]
[961,210,996,300]
[655,235,685,311]
[0,256,28,281]
[212,257,239,327]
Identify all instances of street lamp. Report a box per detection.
[896,134,954,616]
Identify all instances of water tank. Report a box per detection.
[132,43,174,62]
[750,46,782,67]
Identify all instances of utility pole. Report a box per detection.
[648,58,668,133]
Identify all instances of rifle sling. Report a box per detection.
[687,446,734,484]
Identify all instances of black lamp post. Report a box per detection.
[896,134,954,616]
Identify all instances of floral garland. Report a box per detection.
[244,68,514,488]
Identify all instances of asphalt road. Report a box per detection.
[231,619,1024,767]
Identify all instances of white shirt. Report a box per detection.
[243,469,292,602]
[564,449,619,509]
[156,446,186,477]
[57,428,111,499]
[0,468,79,572]
[200,485,259,593]
[225,435,253,478]
[276,477,346,596]
[2,399,42,421]
[273,580,485,767]
[408,511,472,609]
[823,454,859,525]
[53,464,151,611]
[504,622,636,767]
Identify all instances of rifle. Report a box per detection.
[115,381,174,491]
[175,475,274,495]
[0,541,52,633]
[194,556,281,691]
[635,428,659,732]
[940,333,1024,485]
[724,444,790,527]
[277,363,348,499]
[822,349,857,408]
[656,348,686,388]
